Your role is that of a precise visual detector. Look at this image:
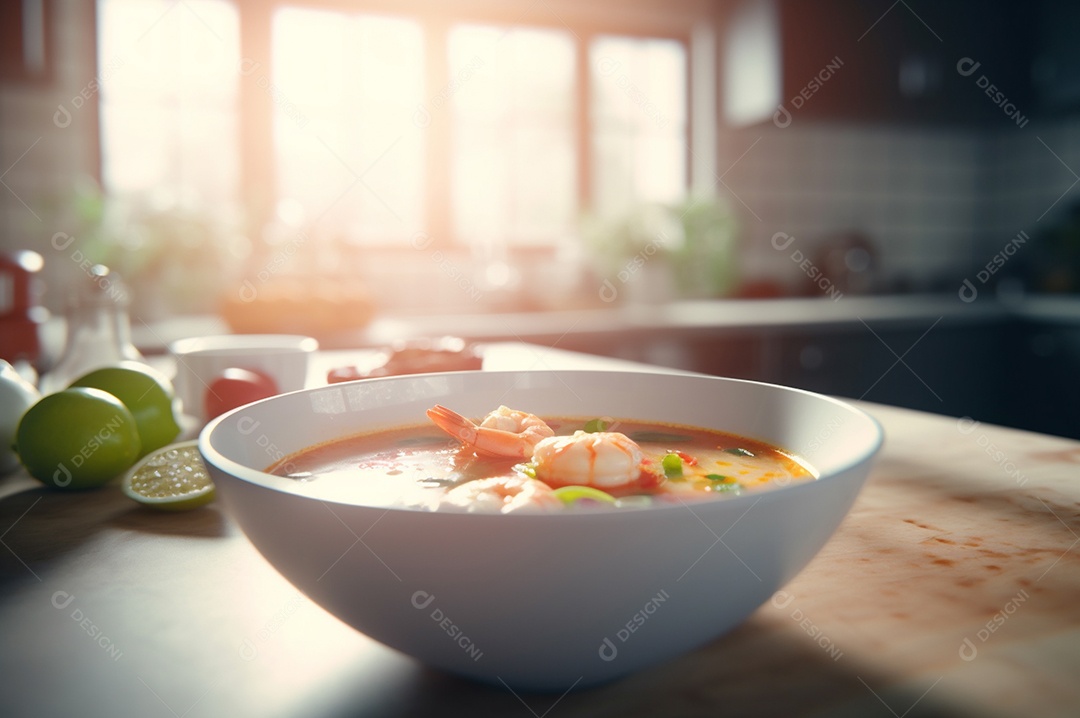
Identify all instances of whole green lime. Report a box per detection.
[71,362,181,457]
[15,387,141,489]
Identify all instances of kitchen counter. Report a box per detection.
[122,294,1080,353]
[1,343,1078,717]
[40,292,1077,440]
[315,295,1015,348]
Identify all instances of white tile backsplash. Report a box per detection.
[723,115,1080,293]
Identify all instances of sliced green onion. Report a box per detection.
[662,453,683,478]
[705,473,739,492]
[723,447,755,457]
[583,418,610,433]
[552,485,617,506]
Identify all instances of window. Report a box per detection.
[273,9,425,242]
[98,0,240,201]
[97,1,704,254]
[450,25,577,250]
[591,36,688,216]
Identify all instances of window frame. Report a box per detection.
[96,0,716,254]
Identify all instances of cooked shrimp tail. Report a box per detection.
[426,404,554,459]
[427,404,481,446]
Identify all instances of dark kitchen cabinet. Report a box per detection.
[723,0,1036,127]
[544,301,1075,440]
[772,320,1008,422]
[1007,319,1080,438]
[1030,0,1080,115]
[608,319,1013,428]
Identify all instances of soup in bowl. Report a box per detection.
[200,370,883,691]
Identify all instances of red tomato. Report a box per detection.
[674,450,698,466]
[203,367,279,420]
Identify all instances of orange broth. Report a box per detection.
[268,417,815,510]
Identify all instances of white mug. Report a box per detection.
[169,334,318,422]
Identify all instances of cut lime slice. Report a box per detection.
[122,440,215,511]
[552,485,617,506]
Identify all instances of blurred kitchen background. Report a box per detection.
[1,0,1078,437]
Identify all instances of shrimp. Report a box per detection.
[440,476,562,514]
[426,404,554,459]
[532,430,645,489]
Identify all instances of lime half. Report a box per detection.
[122,440,215,511]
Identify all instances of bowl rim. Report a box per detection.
[199,369,885,517]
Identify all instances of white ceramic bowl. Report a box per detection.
[200,370,883,691]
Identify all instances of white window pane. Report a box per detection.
[99,0,238,100]
[273,8,349,109]
[452,124,509,240]
[641,41,687,128]
[450,24,576,246]
[274,116,356,220]
[513,128,576,239]
[174,1,240,98]
[510,30,575,121]
[273,9,424,242]
[447,24,504,115]
[593,130,635,213]
[635,135,686,205]
[590,35,687,216]
[100,103,174,194]
[98,0,176,97]
[356,16,425,108]
[591,40,638,124]
[98,0,239,201]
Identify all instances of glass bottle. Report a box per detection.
[40,265,144,394]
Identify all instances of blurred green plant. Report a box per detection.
[670,195,740,298]
[581,195,739,300]
[45,178,248,317]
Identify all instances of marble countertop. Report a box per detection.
[1,343,1078,717]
